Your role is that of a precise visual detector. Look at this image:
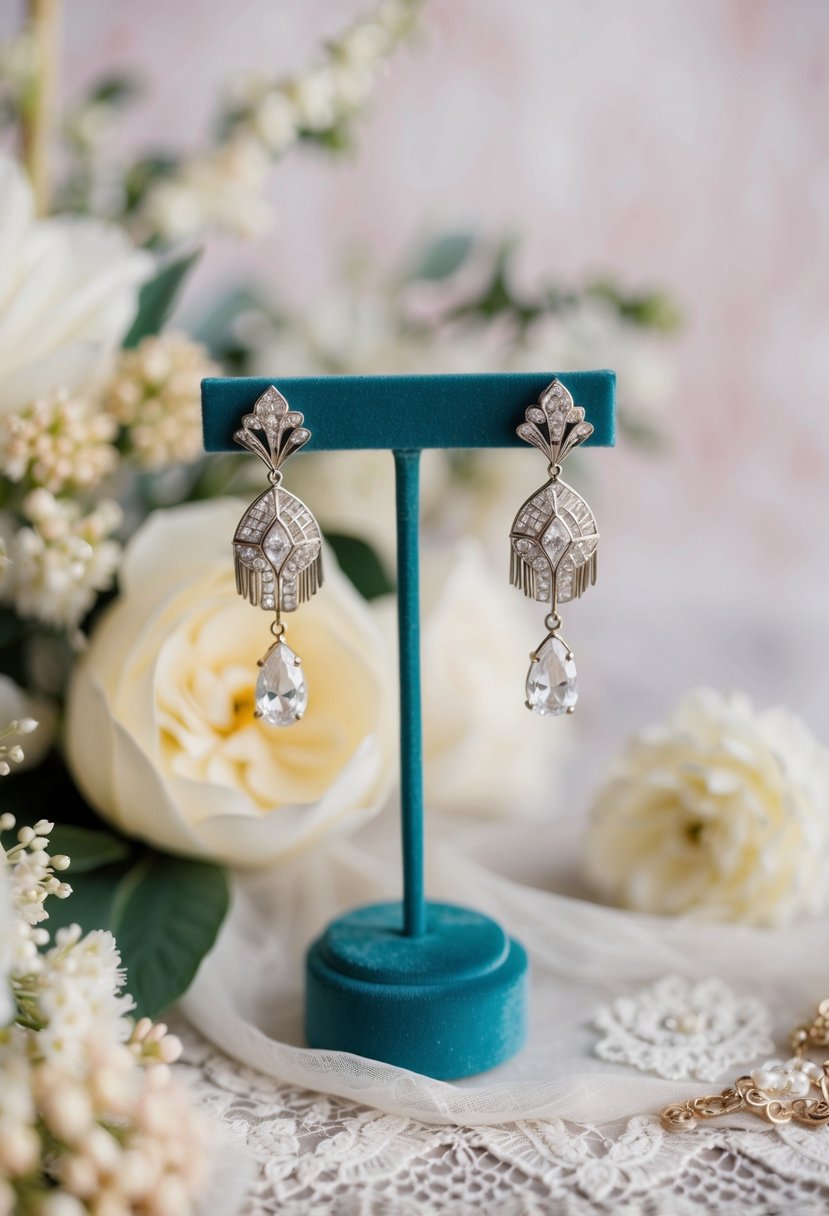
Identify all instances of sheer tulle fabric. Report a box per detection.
[182,814,825,1128]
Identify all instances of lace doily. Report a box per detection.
[593,975,775,1082]
[179,1023,829,1216]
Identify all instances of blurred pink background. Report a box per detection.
[7,0,829,746]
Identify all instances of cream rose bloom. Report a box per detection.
[0,154,152,412]
[585,688,829,927]
[65,499,394,867]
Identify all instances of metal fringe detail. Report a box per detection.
[235,549,324,610]
[509,546,597,604]
[297,554,324,605]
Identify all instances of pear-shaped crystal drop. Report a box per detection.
[256,641,307,726]
[526,635,577,716]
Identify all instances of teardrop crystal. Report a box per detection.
[526,635,577,716]
[255,641,307,726]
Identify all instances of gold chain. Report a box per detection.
[661,999,829,1131]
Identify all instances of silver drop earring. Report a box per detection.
[510,379,599,716]
[232,385,323,726]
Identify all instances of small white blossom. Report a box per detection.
[103,330,218,469]
[0,387,119,494]
[249,90,298,154]
[290,67,339,131]
[0,490,122,632]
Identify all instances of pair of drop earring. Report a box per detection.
[232,379,598,727]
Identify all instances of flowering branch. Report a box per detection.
[132,0,423,244]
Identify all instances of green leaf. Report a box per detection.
[48,824,132,874]
[0,608,27,649]
[192,285,264,361]
[326,532,394,600]
[410,232,475,281]
[123,249,201,348]
[586,277,683,332]
[110,854,230,1018]
[88,74,143,109]
[122,153,180,215]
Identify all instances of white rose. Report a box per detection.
[406,541,570,817]
[0,154,152,413]
[65,499,394,867]
[585,688,829,927]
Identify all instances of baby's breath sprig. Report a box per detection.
[0,715,37,776]
[0,747,213,1215]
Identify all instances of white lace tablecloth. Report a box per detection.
[179,1020,829,1215]
[170,804,829,1216]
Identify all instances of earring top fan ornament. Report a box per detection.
[233,385,323,727]
[510,378,598,716]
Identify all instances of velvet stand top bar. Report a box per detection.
[201,371,616,452]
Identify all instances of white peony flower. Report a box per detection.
[65,499,395,867]
[585,688,829,927]
[0,154,152,413]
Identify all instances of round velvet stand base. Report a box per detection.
[305,901,529,1080]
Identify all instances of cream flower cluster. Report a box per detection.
[141,0,421,243]
[585,688,829,927]
[0,490,122,633]
[0,812,211,1216]
[0,387,118,494]
[104,332,217,470]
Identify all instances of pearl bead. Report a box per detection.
[788,1072,811,1098]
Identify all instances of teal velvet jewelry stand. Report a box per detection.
[202,371,615,1079]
